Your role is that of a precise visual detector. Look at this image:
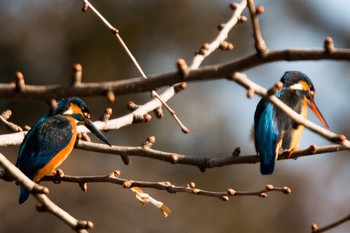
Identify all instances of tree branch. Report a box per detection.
[39,171,291,200]
[0,48,349,100]
[312,214,350,233]
[0,152,92,232]
[75,140,347,171]
[247,0,268,56]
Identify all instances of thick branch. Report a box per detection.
[1,49,350,100]
[75,141,347,171]
[0,152,92,232]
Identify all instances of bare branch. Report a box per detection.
[82,0,189,133]
[0,152,92,232]
[0,48,349,100]
[247,0,268,56]
[190,0,247,69]
[311,214,350,233]
[40,172,291,200]
[75,140,347,171]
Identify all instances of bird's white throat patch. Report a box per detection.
[289,83,303,90]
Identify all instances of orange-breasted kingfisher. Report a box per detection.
[15,97,111,204]
[254,71,329,175]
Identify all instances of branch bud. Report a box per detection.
[308,144,317,153]
[256,5,265,15]
[80,182,88,192]
[267,82,282,96]
[182,127,190,134]
[121,155,131,165]
[192,188,201,194]
[232,147,241,156]
[82,2,89,12]
[176,58,189,79]
[311,223,318,232]
[247,89,255,98]
[106,89,116,103]
[187,182,196,189]
[229,2,238,10]
[282,186,292,194]
[171,154,179,164]
[15,71,25,92]
[1,110,12,120]
[219,41,234,51]
[100,108,113,122]
[239,15,248,23]
[133,114,151,123]
[260,192,268,198]
[50,99,58,110]
[174,82,187,93]
[144,114,152,122]
[23,125,31,131]
[113,170,121,177]
[227,188,236,196]
[72,63,82,86]
[127,101,139,111]
[324,37,334,54]
[142,136,156,148]
[77,220,94,230]
[154,107,164,119]
[217,23,225,30]
[221,196,229,201]
[123,180,132,188]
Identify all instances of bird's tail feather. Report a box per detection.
[260,153,275,175]
[19,185,30,204]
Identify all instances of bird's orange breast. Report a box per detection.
[33,116,77,182]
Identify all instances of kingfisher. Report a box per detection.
[15,97,111,204]
[254,71,329,175]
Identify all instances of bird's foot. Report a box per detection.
[52,169,64,184]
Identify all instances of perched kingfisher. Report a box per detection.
[15,97,111,204]
[254,71,329,175]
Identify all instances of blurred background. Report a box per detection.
[1,0,350,232]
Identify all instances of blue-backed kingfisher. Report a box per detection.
[254,71,329,175]
[15,97,111,204]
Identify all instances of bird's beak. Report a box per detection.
[84,119,112,146]
[308,99,329,129]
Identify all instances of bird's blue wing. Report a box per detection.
[254,99,279,175]
[16,115,73,179]
[16,115,73,204]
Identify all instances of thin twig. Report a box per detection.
[312,214,350,233]
[0,110,23,132]
[190,0,247,69]
[82,0,189,133]
[40,172,291,200]
[247,0,268,56]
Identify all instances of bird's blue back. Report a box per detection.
[16,114,73,203]
[254,89,304,174]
